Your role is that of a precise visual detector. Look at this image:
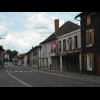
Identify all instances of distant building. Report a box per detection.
[17,54,25,66]
[24,53,28,66]
[4,52,10,65]
[12,56,18,65]
[30,45,42,69]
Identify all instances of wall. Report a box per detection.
[58,29,81,51]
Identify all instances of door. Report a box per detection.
[46,58,48,67]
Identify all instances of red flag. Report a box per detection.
[51,42,58,50]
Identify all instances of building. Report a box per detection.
[4,52,10,65]
[0,45,4,69]
[58,28,81,72]
[30,45,42,68]
[17,54,25,66]
[75,12,100,76]
[12,56,18,65]
[41,19,81,72]
[24,53,28,66]
[40,19,59,69]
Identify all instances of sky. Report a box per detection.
[0,12,80,54]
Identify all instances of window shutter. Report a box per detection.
[86,30,89,46]
[87,16,91,25]
[84,54,87,69]
[92,53,94,70]
[91,29,94,45]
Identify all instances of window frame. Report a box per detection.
[74,35,78,49]
[63,39,66,51]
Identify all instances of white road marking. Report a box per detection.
[24,71,27,72]
[15,71,18,73]
[29,71,33,72]
[19,71,22,72]
[6,70,32,87]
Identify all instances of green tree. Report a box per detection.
[6,49,19,62]
[4,58,9,63]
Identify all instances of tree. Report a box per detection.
[4,58,9,63]
[6,49,19,62]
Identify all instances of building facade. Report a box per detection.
[12,56,18,65]
[30,45,42,68]
[17,54,25,66]
[24,53,28,66]
[75,12,100,76]
[58,29,81,72]
[41,19,80,72]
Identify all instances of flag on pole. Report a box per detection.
[51,42,58,50]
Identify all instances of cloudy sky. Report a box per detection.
[0,12,80,53]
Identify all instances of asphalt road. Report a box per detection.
[0,65,100,87]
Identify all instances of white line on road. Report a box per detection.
[15,71,18,73]
[6,70,32,87]
[24,71,27,72]
[29,71,33,72]
[19,71,22,72]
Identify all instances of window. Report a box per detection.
[87,15,91,25]
[74,36,78,49]
[33,51,34,56]
[34,49,38,56]
[86,29,94,47]
[63,39,66,51]
[67,37,72,50]
[51,43,53,53]
[58,41,61,52]
[87,54,92,71]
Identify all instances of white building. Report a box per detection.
[41,20,81,72]
[57,28,81,72]
[24,53,28,66]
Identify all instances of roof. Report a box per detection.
[40,21,80,44]
[17,54,25,59]
[31,45,42,51]
[26,45,42,54]
[40,33,56,44]
[75,12,92,19]
[57,21,80,36]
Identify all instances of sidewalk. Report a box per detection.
[29,67,100,84]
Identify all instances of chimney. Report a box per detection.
[54,19,59,33]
